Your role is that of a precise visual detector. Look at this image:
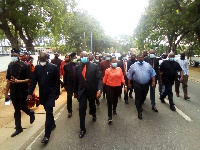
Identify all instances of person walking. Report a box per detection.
[27,52,60,143]
[74,51,102,138]
[5,48,35,137]
[159,52,183,111]
[62,53,76,118]
[103,57,127,124]
[127,54,156,119]
[145,49,159,112]
[175,51,190,100]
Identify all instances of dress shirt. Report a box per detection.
[175,58,189,75]
[127,61,156,84]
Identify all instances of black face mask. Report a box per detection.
[65,59,70,62]
[180,55,185,60]
[55,56,58,59]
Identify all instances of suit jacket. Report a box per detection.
[29,63,60,107]
[74,62,103,100]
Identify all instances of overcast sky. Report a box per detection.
[76,0,149,37]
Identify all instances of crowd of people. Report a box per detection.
[4,48,190,143]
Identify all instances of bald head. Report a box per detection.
[39,52,48,62]
[149,49,155,54]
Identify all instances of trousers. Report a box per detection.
[44,106,55,138]
[175,75,188,97]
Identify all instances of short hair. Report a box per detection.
[110,56,116,61]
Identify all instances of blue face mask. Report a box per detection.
[123,57,127,60]
[150,54,155,59]
[111,63,117,68]
[106,57,110,61]
[81,57,88,63]
[11,57,19,62]
[169,58,174,61]
[137,61,144,65]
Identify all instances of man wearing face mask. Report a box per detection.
[100,53,111,98]
[5,48,35,137]
[175,51,190,100]
[74,51,102,138]
[27,52,60,143]
[159,52,183,111]
[127,54,156,119]
[145,49,159,112]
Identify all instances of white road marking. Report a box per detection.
[26,104,67,150]
[164,99,192,122]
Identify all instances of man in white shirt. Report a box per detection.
[175,51,190,100]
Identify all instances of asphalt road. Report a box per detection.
[19,80,200,150]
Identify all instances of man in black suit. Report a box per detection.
[27,52,60,144]
[74,51,102,138]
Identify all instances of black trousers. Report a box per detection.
[124,75,128,101]
[134,82,149,112]
[106,85,121,119]
[79,90,96,131]
[65,82,74,113]
[44,106,55,138]
[12,98,34,130]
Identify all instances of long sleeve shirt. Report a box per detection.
[127,61,156,84]
[103,67,125,87]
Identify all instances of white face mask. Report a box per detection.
[40,62,47,66]
[11,57,18,62]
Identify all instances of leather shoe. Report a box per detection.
[79,129,86,138]
[170,106,176,111]
[184,96,190,100]
[138,112,142,120]
[93,116,97,122]
[161,99,165,103]
[113,110,117,116]
[30,112,35,124]
[108,117,112,125]
[68,113,72,118]
[96,100,100,106]
[11,128,23,137]
[51,124,56,131]
[152,107,158,112]
[125,100,129,104]
[129,94,133,98]
[176,93,180,97]
[41,137,49,144]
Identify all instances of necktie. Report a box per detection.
[82,65,86,80]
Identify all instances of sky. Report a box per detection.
[76,0,149,37]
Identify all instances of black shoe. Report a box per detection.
[93,116,97,122]
[11,128,23,137]
[30,112,35,124]
[103,94,105,99]
[96,100,100,106]
[152,107,158,112]
[68,113,72,118]
[138,112,142,120]
[125,100,129,104]
[51,124,56,131]
[184,96,190,100]
[129,94,133,98]
[161,99,166,103]
[79,129,86,138]
[113,110,117,116]
[170,106,176,111]
[41,137,49,144]
[108,117,112,125]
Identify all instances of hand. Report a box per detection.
[10,76,20,83]
[124,87,128,93]
[128,84,132,89]
[27,95,32,101]
[5,93,10,100]
[96,90,101,99]
[179,77,183,82]
[152,81,155,87]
